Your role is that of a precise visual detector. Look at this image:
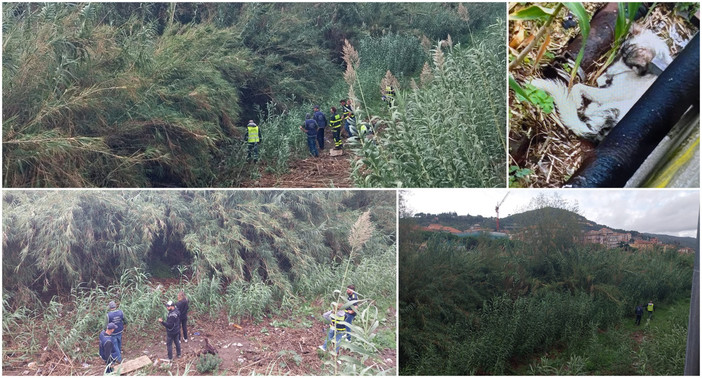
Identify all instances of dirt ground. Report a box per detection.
[2,279,396,376]
[241,129,354,188]
[4,312,395,376]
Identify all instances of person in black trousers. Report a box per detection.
[158,300,181,360]
[99,323,119,373]
[313,105,327,150]
[176,291,190,343]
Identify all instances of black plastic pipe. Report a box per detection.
[566,33,700,188]
[564,3,648,75]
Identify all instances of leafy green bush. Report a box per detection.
[197,353,222,373]
[349,20,506,188]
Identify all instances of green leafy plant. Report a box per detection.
[197,353,222,373]
[513,83,554,114]
[509,165,534,188]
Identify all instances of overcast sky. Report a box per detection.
[403,189,700,238]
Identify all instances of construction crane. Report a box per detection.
[495,192,510,232]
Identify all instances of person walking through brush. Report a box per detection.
[340,99,356,137]
[176,291,189,343]
[313,105,327,150]
[99,323,119,373]
[635,303,644,326]
[106,301,126,362]
[329,107,344,150]
[345,285,359,341]
[382,86,395,107]
[158,300,181,360]
[300,113,319,157]
[647,300,654,320]
[245,120,261,163]
[319,304,347,353]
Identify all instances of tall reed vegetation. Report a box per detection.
[348,20,506,187]
[3,2,500,187]
[399,218,694,375]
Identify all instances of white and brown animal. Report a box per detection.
[531,24,673,142]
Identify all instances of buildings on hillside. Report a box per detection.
[583,228,631,249]
[416,221,691,254]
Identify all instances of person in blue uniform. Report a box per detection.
[313,105,327,150]
[106,301,126,362]
[99,323,119,373]
[300,114,319,157]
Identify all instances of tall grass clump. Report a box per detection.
[225,278,274,323]
[2,4,250,187]
[349,20,506,187]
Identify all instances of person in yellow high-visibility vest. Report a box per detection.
[319,303,347,353]
[245,120,261,162]
[382,86,395,107]
[647,300,654,320]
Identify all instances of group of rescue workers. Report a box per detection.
[245,86,396,161]
[97,285,360,372]
[98,291,189,373]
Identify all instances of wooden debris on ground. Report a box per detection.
[116,356,152,375]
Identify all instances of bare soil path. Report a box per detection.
[240,131,354,188]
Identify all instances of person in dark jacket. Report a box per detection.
[245,120,261,162]
[329,107,343,150]
[345,285,360,341]
[313,105,327,150]
[635,304,644,326]
[300,113,319,157]
[158,300,181,360]
[99,323,119,373]
[176,291,189,343]
[106,301,126,361]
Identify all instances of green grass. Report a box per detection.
[513,298,691,375]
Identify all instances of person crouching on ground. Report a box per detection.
[319,303,347,353]
[99,323,120,373]
[176,291,189,343]
[300,113,319,157]
[158,300,181,360]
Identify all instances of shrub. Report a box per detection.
[197,353,222,373]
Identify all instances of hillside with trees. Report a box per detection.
[3,2,506,188]
[2,190,397,375]
[411,208,697,250]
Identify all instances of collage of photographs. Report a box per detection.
[0,2,699,377]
